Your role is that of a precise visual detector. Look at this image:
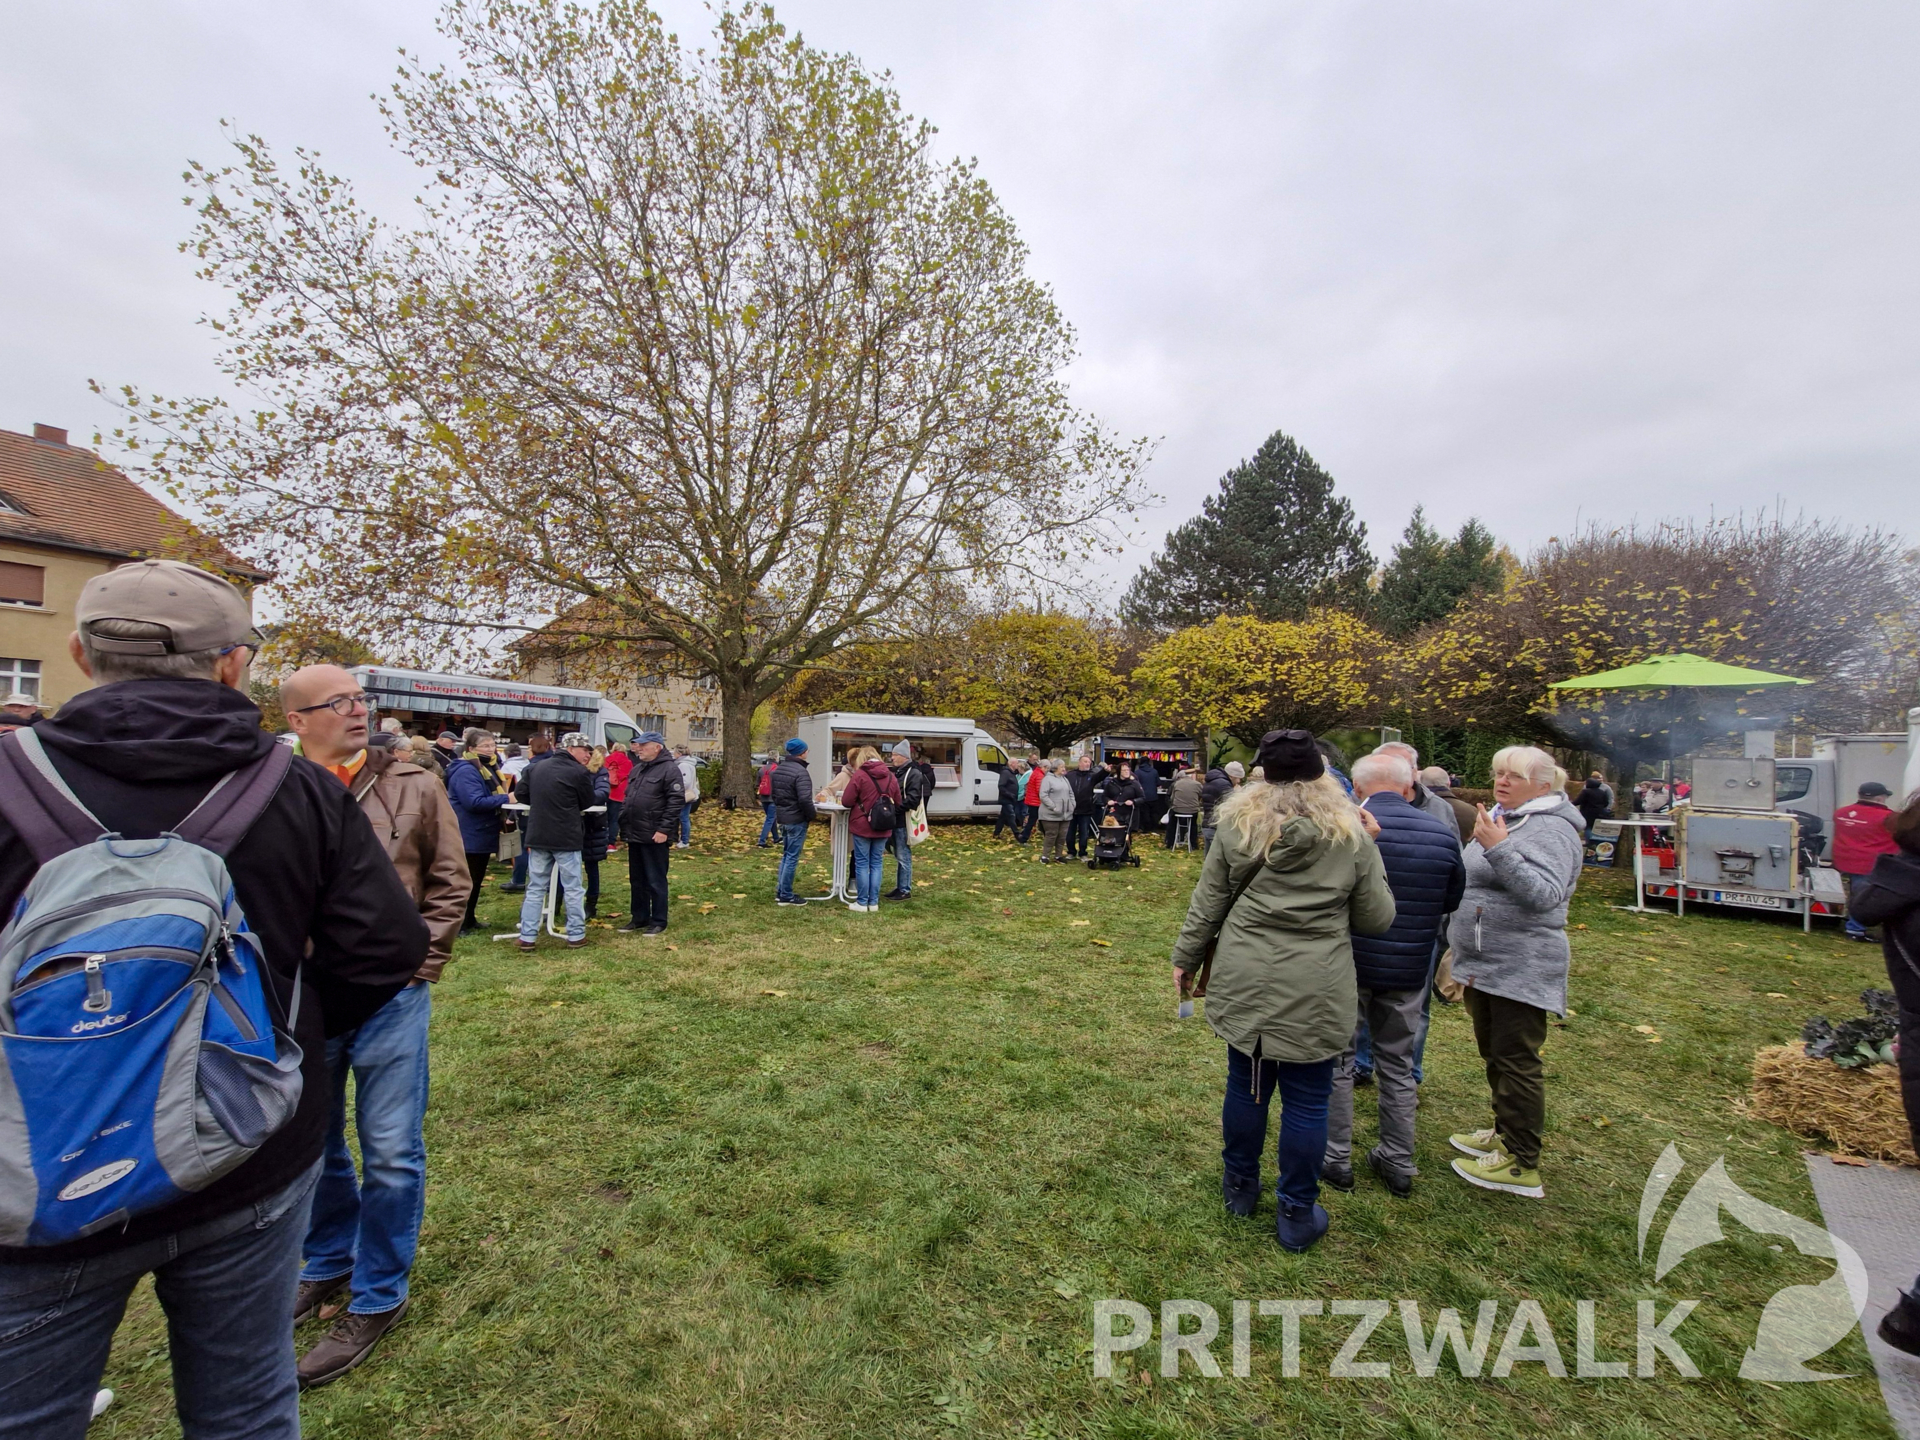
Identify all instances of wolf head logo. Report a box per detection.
[1638,1143,1870,1381]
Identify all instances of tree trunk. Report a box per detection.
[718,674,759,805]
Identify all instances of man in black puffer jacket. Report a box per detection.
[1849,793,1920,1358]
[993,762,1022,840]
[769,738,817,905]
[1066,754,1108,858]
[1324,751,1465,1197]
[1199,765,1236,850]
[513,732,599,949]
[617,732,685,936]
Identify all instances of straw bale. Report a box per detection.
[1749,1043,1916,1166]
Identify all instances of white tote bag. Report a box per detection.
[905,803,931,847]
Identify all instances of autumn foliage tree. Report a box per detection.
[1132,611,1388,748]
[105,0,1145,798]
[1397,517,1919,772]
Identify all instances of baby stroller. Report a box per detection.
[1089,799,1141,869]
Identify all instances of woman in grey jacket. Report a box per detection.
[1445,746,1585,1199]
[1037,759,1077,863]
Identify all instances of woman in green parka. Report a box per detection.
[1171,730,1396,1252]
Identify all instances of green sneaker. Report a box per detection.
[1448,1127,1502,1161]
[1451,1151,1544,1198]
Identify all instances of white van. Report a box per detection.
[350,666,641,747]
[795,712,1010,818]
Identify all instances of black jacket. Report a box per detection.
[997,766,1020,806]
[515,750,598,850]
[583,766,614,863]
[620,751,686,841]
[1200,767,1234,822]
[1574,780,1613,824]
[0,679,426,1262]
[1851,848,1920,978]
[892,760,927,811]
[1135,762,1160,803]
[1067,765,1108,816]
[1104,776,1144,810]
[770,756,817,825]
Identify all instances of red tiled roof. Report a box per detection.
[0,426,266,579]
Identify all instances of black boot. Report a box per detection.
[1880,1288,1920,1357]
[1222,1171,1259,1218]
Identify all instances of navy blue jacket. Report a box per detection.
[770,756,817,826]
[1353,791,1467,991]
[446,755,513,854]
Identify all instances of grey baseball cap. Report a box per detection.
[75,559,258,655]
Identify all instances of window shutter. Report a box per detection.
[0,562,45,605]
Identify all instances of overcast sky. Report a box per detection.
[4,0,1917,586]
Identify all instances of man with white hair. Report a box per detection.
[1375,740,1461,837]
[1324,750,1465,1197]
[513,731,599,949]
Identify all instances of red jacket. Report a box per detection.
[843,760,903,839]
[603,749,633,802]
[1024,766,1044,805]
[1833,801,1899,875]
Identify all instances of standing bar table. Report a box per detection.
[807,801,853,904]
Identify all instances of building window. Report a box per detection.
[635,713,668,733]
[635,671,667,689]
[688,716,719,740]
[0,658,41,699]
[0,562,45,607]
[691,676,717,692]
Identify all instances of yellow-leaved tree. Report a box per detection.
[1133,611,1388,748]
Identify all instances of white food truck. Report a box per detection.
[794,712,1011,819]
[349,666,641,747]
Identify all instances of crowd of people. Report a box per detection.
[4,556,1917,1438]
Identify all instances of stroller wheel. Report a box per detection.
[1128,854,1141,867]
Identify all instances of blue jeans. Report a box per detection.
[0,1160,319,1439]
[1353,1019,1374,1079]
[1221,1046,1335,1211]
[777,822,808,901]
[760,800,778,845]
[678,804,693,846]
[301,980,431,1315]
[1070,813,1098,856]
[852,834,888,906]
[521,847,586,941]
[510,846,528,887]
[890,825,913,893]
[994,800,1020,838]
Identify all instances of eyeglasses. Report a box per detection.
[290,692,370,717]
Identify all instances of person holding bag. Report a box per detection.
[840,746,902,913]
[1170,730,1393,1254]
[883,741,925,900]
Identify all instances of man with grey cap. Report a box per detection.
[513,731,600,949]
[0,559,426,1437]
[883,740,925,899]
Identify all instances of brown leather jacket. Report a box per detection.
[350,747,471,982]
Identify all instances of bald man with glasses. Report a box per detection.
[280,665,469,1386]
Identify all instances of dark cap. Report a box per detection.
[76,559,257,655]
[1256,729,1326,784]
[1860,781,1893,799]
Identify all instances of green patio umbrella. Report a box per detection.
[1548,653,1812,692]
[1547,653,1811,781]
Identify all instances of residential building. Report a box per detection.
[511,630,723,756]
[0,423,266,710]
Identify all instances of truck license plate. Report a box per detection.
[1710,890,1786,910]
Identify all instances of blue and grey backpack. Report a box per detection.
[0,728,301,1247]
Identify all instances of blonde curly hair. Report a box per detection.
[1215,773,1367,854]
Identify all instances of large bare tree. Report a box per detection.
[104,0,1146,796]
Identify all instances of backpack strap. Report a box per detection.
[0,728,109,864]
[171,744,294,856]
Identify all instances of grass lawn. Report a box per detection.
[92,808,1900,1439]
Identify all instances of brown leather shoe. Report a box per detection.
[297,1297,409,1389]
[292,1274,349,1325]
[517,940,536,952]
[567,938,588,948]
